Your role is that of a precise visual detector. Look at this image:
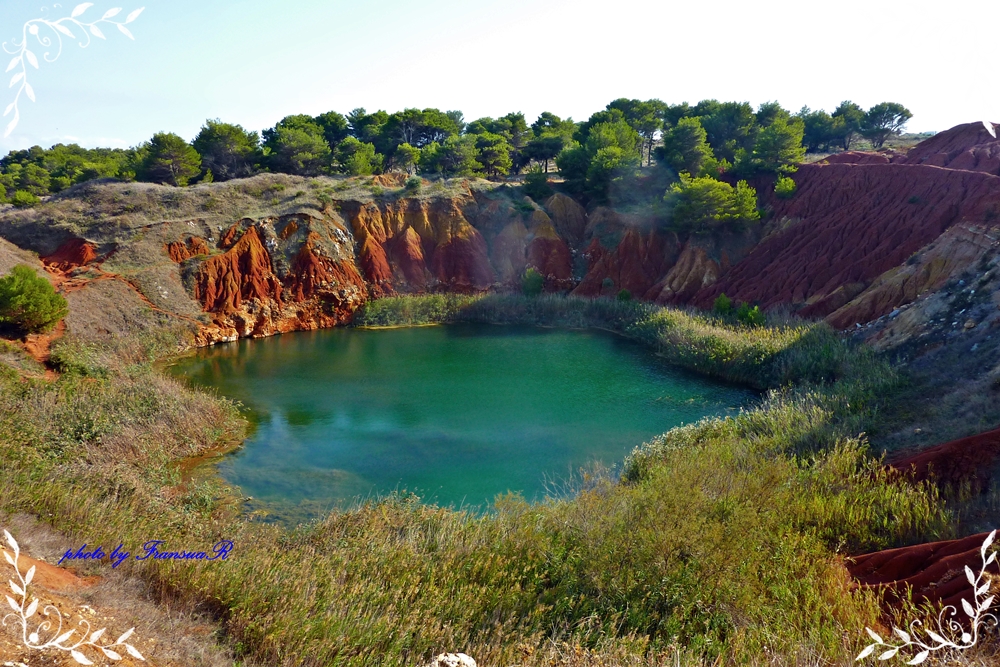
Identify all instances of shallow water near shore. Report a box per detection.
[170,324,756,518]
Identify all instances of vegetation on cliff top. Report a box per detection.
[0,98,912,210]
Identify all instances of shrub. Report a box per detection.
[521,267,544,296]
[736,302,765,327]
[601,277,614,290]
[774,175,797,199]
[522,169,553,201]
[616,289,632,302]
[404,176,421,193]
[11,190,40,208]
[665,175,759,233]
[713,293,733,315]
[0,265,68,333]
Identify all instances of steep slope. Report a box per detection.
[898,121,1000,175]
[694,163,1000,317]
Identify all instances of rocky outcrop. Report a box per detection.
[647,231,759,304]
[827,224,1000,328]
[342,198,495,294]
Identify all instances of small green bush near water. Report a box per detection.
[0,264,68,334]
[521,267,544,296]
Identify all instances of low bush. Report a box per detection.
[774,175,797,199]
[0,264,68,333]
[523,169,553,201]
[521,267,544,296]
[11,190,40,208]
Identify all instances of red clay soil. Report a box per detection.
[889,427,1000,492]
[41,238,98,271]
[527,236,573,283]
[693,163,1000,316]
[898,122,1000,175]
[848,532,1000,612]
[193,226,283,314]
[822,151,891,165]
[165,236,211,262]
[285,232,367,303]
[573,229,680,298]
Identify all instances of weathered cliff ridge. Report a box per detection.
[5,123,1000,350]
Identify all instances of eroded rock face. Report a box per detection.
[189,214,366,345]
[572,209,681,298]
[28,123,1000,349]
[827,224,1000,329]
[342,198,496,294]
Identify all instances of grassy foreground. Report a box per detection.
[0,295,950,666]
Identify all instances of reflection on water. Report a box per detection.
[170,324,756,521]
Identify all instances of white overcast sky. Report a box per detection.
[0,0,990,152]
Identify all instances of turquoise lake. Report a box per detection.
[170,324,755,517]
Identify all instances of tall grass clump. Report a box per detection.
[0,295,954,666]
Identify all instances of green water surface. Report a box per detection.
[171,324,755,514]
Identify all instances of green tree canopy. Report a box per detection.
[696,101,756,163]
[531,112,577,140]
[192,119,260,181]
[861,102,913,149]
[346,108,389,145]
[137,132,202,186]
[607,98,666,166]
[656,117,716,177]
[797,107,837,153]
[0,264,68,333]
[665,175,759,233]
[557,118,641,201]
[743,115,805,175]
[522,135,565,173]
[314,111,351,149]
[755,101,791,128]
[419,136,478,177]
[335,137,383,176]
[263,115,332,176]
[394,143,420,175]
[832,101,865,150]
[473,132,513,178]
